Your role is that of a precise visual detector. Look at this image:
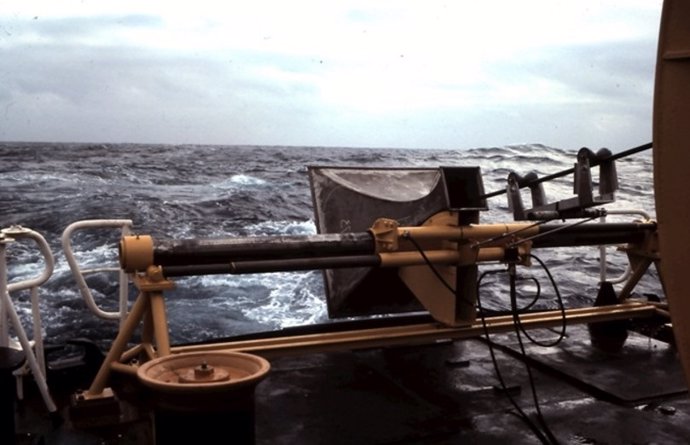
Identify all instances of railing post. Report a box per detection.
[0,233,10,348]
[62,219,133,324]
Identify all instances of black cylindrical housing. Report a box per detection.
[153,232,375,266]
[229,255,381,274]
[162,255,381,277]
[533,222,655,248]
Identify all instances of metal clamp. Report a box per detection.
[369,218,400,252]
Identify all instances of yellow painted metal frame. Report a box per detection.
[86,290,659,397]
[87,266,174,397]
[90,214,663,396]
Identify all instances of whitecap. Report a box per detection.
[243,219,316,236]
[203,175,268,195]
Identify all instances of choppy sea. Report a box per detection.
[0,142,661,349]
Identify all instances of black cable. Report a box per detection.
[511,255,567,348]
[516,276,542,312]
[508,265,560,445]
[472,218,554,249]
[406,235,551,442]
[476,268,553,444]
[401,231,474,307]
[480,275,542,316]
[478,263,565,444]
[403,232,565,443]
[481,141,652,200]
[508,213,602,248]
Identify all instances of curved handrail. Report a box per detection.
[61,219,133,322]
[599,209,653,285]
[1,225,55,359]
[0,226,57,412]
[2,226,55,293]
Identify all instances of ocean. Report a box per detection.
[0,142,661,349]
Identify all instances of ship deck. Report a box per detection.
[11,322,690,444]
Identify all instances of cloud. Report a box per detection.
[0,1,663,149]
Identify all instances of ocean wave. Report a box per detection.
[0,142,661,346]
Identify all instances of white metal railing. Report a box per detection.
[61,219,133,327]
[0,225,57,412]
[599,209,653,284]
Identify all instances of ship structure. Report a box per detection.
[2,0,690,443]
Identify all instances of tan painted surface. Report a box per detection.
[653,0,690,387]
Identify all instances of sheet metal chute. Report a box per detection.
[308,166,487,322]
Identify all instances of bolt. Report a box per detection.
[194,360,215,379]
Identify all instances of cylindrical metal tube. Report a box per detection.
[379,250,460,267]
[400,222,539,241]
[533,222,655,248]
[230,255,380,274]
[153,233,375,266]
[162,255,381,276]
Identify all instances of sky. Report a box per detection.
[0,0,663,150]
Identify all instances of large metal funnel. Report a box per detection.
[308,166,486,319]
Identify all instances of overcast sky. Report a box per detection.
[0,1,663,150]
